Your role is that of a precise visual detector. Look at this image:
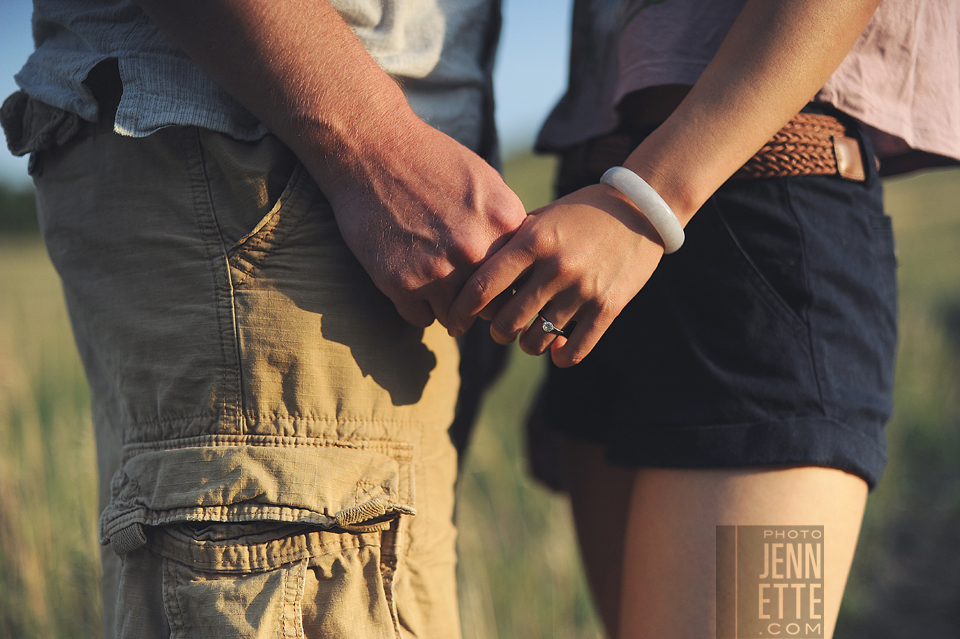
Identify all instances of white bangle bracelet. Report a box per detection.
[600,166,685,254]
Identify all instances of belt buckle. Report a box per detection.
[832,135,866,181]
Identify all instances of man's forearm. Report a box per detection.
[133,0,419,193]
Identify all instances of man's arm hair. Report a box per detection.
[134,0,527,327]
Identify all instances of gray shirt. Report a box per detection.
[15,0,500,154]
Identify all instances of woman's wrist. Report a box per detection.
[600,167,685,253]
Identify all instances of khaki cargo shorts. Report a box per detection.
[13,93,462,639]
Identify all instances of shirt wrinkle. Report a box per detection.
[15,0,493,148]
[537,0,960,164]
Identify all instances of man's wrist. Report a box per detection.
[290,85,424,202]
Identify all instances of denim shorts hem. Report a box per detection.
[597,416,887,489]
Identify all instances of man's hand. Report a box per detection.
[447,184,664,368]
[135,0,526,326]
[317,116,526,327]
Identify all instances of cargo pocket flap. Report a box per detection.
[100,437,415,544]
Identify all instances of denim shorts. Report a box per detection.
[534,116,897,489]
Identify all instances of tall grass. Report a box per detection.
[0,161,959,638]
[0,238,99,638]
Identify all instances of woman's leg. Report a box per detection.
[561,436,635,638]
[563,437,868,639]
[616,466,867,639]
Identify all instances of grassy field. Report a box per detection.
[1,158,958,637]
[0,238,99,638]
[834,167,960,637]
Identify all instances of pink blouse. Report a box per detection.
[537,0,960,174]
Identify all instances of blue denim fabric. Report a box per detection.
[538,116,896,489]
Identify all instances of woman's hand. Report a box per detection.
[447,183,667,367]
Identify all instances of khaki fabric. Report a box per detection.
[31,109,461,638]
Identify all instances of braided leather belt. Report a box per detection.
[559,112,868,190]
[733,113,866,181]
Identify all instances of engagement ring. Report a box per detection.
[539,315,568,337]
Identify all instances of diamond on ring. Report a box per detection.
[538,316,567,337]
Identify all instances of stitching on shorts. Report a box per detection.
[357,481,378,503]
[120,413,423,442]
[712,200,807,333]
[117,465,146,508]
[379,520,403,638]
[164,532,379,554]
[223,255,248,434]
[406,426,424,553]
[116,505,334,527]
[659,416,887,457]
[103,503,407,543]
[155,528,384,571]
[228,166,314,288]
[782,177,828,418]
[280,564,288,639]
[357,481,393,504]
[186,128,243,433]
[287,560,307,639]
[819,416,888,457]
[121,411,219,429]
[162,556,185,639]
[241,411,420,424]
[226,174,292,278]
[120,433,414,457]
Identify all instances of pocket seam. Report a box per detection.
[227,164,315,287]
[710,197,809,334]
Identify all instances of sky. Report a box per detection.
[0,0,573,188]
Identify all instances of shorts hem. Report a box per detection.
[594,416,886,490]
